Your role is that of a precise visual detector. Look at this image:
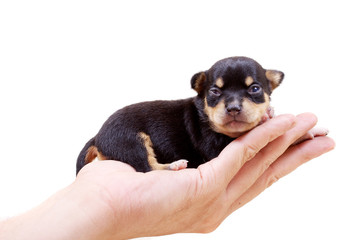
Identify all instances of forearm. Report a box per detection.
[0,173,183,240]
[0,114,335,240]
[0,185,102,240]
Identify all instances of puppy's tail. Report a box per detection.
[76,137,96,175]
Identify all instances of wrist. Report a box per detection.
[0,184,107,240]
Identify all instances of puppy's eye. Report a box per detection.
[209,88,222,97]
[248,84,262,94]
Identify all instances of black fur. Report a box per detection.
[76,56,284,174]
[76,137,95,171]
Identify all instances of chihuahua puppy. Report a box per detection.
[76,57,320,174]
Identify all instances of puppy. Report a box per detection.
[76,57,316,174]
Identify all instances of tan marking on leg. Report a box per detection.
[85,146,108,164]
[97,150,107,161]
[215,77,224,88]
[138,132,171,170]
[245,76,254,87]
[85,146,97,164]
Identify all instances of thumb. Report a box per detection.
[199,114,296,186]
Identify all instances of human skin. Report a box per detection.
[0,113,335,240]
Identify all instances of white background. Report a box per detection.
[1,0,359,239]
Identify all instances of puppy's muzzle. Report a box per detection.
[226,104,241,116]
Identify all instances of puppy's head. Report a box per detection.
[191,57,284,138]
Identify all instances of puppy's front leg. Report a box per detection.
[293,127,329,145]
[259,106,275,124]
[259,108,329,145]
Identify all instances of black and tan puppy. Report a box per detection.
[76,57,285,174]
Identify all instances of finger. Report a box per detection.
[226,112,318,200]
[229,136,335,212]
[197,114,296,187]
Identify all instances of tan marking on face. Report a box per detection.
[138,132,171,170]
[241,93,270,127]
[245,76,254,87]
[204,98,243,138]
[85,146,107,164]
[215,77,224,88]
[204,94,270,138]
[204,98,226,130]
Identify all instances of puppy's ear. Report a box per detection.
[191,71,207,94]
[265,70,284,91]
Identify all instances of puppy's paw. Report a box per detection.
[168,160,188,171]
[259,106,275,124]
[293,127,329,145]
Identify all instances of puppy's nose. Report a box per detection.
[226,105,241,116]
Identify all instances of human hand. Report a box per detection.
[0,113,335,240]
[71,113,334,239]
